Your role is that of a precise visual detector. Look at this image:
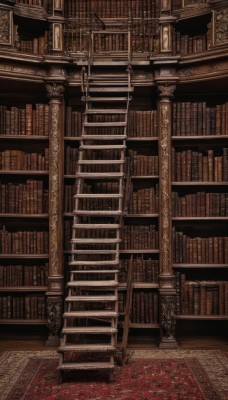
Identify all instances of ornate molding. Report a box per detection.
[213,8,228,45]
[160,295,176,340]
[158,84,176,98]
[47,296,62,337]
[0,8,12,45]
[49,101,61,275]
[160,103,171,274]
[46,82,65,98]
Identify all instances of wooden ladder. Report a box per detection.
[58,39,133,382]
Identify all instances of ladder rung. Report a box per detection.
[68,261,119,266]
[58,344,115,352]
[62,327,117,334]
[76,172,124,178]
[93,30,129,34]
[70,250,117,254]
[72,223,120,228]
[65,296,117,302]
[73,210,122,216]
[86,109,127,114]
[71,238,121,244]
[64,311,118,318]
[58,362,114,371]
[89,82,128,86]
[85,97,129,102]
[67,281,118,287]
[88,87,133,92]
[74,194,122,199]
[80,145,126,149]
[70,270,119,274]
[84,122,126,127]
[81,135,127,140]
[78,160,124,165]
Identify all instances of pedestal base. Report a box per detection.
[46,335,60,346]
[159,337,178,349]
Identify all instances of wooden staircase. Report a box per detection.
[58,37,133,380]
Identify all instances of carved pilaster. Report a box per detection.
[159,295,177,348]
[46,297,63,345]
[45,80,64,342]
[0,7,13,46]
[212,7,228,46]
[157,83,178,348]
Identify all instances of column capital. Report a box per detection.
[157,83,176,98]
[45,81,65,99]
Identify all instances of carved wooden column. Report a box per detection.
[48,0,64,54]
[157,83,178,349]
[159,0,176,55]
[0,2,14,48]
[45,72,65,345]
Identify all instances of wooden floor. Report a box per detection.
[0,325,227,351]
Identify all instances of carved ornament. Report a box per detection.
[49,102,61,275]
[46,82,65,98]
[160,295,176,339]
[47,297,62,336]
[158,84,176,98]
[160,103,171,274]
[0,62,46,77]
[0,9,12,45]
[213,8,228,45]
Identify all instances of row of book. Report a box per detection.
[66,0,159,19]
[64,185,77,213]
[171,148,228,182]
[173,230,228,264]
[77,197,119,212]
[128,110,158,137]
[121,225,158,250]
[0,227,49,254]
[18,32,48,55]
[0,264,48,287]
[172,191,228,217]
[119,290,159,323]
[0,149,49,171]
[0,104,50,136]
[173,32,208,56]
[172,102,228,136]
[129,150,159,176]
[175,273,228,316]
[0,295,46,319]
[128,185,159,214]
[119,256,159,283]
[0,181,48,214]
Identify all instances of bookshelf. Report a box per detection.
[0,0,227,347]
[0,100,49,325]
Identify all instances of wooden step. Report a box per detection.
[72,223,120,228]
[67,280,118,287]
[63,311,118,318]
[76,172,124,178]
[73,210,122,216]
[58,344,115,352]
[84,121,126,127]
[80,144,126,150]
[86,109,127,114]
[70,249,117,254]
[85,96,129,102]
[65,296,117,302]
[62,327,117,334]
[74,194,122,199]
[70,269,119,274]
[57,362,114,371]
[78,160,124,165]
[81,135,127,140]
[89,82,128,86]
[69,260,119,266]
[71,238,121,244]
[88,87,133,92]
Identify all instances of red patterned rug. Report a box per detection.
[0,350,227,400]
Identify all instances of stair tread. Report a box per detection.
[70,250,117,254]
[64,311,118,317]
[65,296,118,301]
[85,97,129,101]
[70,269,119,273]
[73,210,122,215]
[84,121,126,126]
[67,280,118,287]
[81,135,127,140]
[77,172,124,177]
[58,362,114,370]
[69,261,119,266]
[71,238,121,244]
[72,223,120,228]
[78,160,124,164]
[89,87,133,92]
[58,344,115,352]
[80,145,126,149]
[62,327,117,334]
[74,194,122,198]
[86,109,127,114]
